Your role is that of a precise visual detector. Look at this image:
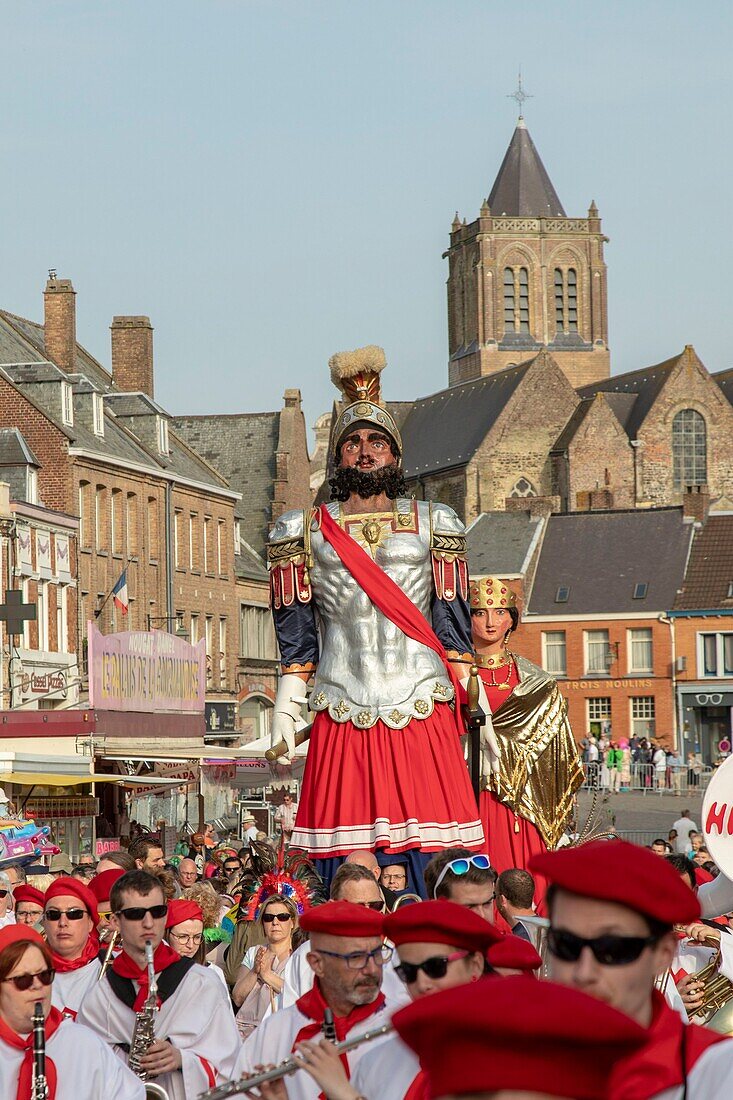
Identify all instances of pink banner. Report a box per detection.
[88,622,206,713]
[95,838,121,857]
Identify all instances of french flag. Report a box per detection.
[112,569,129,615]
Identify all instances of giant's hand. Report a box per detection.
[270,673,309,762]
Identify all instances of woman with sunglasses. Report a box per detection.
[469,577,583,895]
[0,872,15,929]
[233,895,298,1039]
[293,902,502,1100]
[0,924,144,1099]
[42,876,102,1021]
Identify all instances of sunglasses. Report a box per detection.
[115,905,169,922]
[547,928,659,967]
[395,950,469,984]
[263,912,292,924]
[44,908,88,922]
[432,855,492,899]
[0,890,8,899]
[2,968,55,991]
[361,901,384,912]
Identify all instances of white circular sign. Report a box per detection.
[702,755,733,879]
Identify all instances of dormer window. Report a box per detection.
[234,520,241,555]
[27,468,38,505]
[92,393,105,436]
[61,382,74,426]
[157,417,169,454]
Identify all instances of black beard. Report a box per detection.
[329,464,407,502]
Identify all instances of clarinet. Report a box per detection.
[31,1001,48,1100]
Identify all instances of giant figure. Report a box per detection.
[470,576,583,885]
[267,347,483,890]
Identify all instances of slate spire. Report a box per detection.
[488,118,566,218]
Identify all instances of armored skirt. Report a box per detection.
[268,500,484,878]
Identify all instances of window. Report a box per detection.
[217,520,225,574]
[554,268,578,333]
[628,628,653,674]
[56,585,68,653]
[203,517,212,573]
[672,409,706,489]
[542,631,567,676]
[22,580,31,647]
[189,513,199,571]
[234,520,241,556]
[555,586,570,603]
[174,510,183,569]
[157,417,169,455]
[219,618,227,688]
[147,497,159,561]
[585,629,610,674]
[633,583,648,600]
[205,616,213,683]
[111,489,123,554]
[503,266,530,334]
[92,393,105,436]
[27,468,38,505]
[79,482,91,548]
[190,614,199,645]
[587,697,611,736]
[37,581,49,651]
[61,382,73,426]
[126,493,138,555]
[240,604,278,661]
[95,485,107,549]
[699,632,733,677]
[631,696,656,738]
[509,477,536,498]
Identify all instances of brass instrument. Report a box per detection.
[145,1086,170,1100]
[98,930,119,982]
[689,949,733,1034]
[198,1020,394,1099]
[128,941,159,1080]
[31,1001,48,1100]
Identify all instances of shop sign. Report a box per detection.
[88,621,206,713]
[564,679,654,690]
[206,702,237,731]
[95,837,121,857]
[21,668,68,701]
[692,692,733,708]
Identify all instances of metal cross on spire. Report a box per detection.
[507,70,533,119]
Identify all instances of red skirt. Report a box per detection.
[292,706,484,857]
[481,790,548,910]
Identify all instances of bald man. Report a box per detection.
[178,859,198,888]
[344,852,397,910]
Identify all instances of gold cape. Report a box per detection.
[482,654,584,849]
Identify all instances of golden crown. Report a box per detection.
[469,576,518,610]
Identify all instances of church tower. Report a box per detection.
[445,113,610,389]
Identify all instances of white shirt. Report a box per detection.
[0,1017,143,1100]
[79,959,241,1100]
[587,742,599,763]
[673,817,699,852]
[351,1032,421,1100]
[0,911,16,929]
[650,1041,733,1099]
[51,957,102,1020]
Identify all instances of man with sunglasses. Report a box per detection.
[79,869,240,1100]
[294,901,503,1100]
[424,848,496,921]
[234,901,392,1100]
[531,839,733,1098]
[43,875,102,1020]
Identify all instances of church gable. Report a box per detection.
[563,393,635,512]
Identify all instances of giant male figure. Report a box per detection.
[268,347,483,890]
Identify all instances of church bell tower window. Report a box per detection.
[504,267,530,334]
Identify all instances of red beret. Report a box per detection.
[393,975,647,1099]
[166,899,204,928]
[12,885,45,908]
[89,868,125,906]
[44,876,99,925]
[0,924,46,955]
[530,839,700,925]
[299,901,384,939]
[385,900,502,953]
[486,935,542,972]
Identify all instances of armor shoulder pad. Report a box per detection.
[269,509,306,545]
[430,502,466,536]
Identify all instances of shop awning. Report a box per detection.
[1,772,189,788]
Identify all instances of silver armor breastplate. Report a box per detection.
[308,501,453,729]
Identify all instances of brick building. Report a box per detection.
[670,512,733,764]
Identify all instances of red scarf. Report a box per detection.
[609,991,726,1099]
[404,1071,430,1100]
[318,505,464,736]
[48,931,100,974]
[295,980,386,1100]
[0,1005,63,1100]
[111,942,181,1011]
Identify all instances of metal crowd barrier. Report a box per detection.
[580,762,714,797]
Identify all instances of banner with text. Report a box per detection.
[88,622,206,713]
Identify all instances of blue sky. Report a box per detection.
[1,1,731,439]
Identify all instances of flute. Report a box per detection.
[198,1020,393,1099]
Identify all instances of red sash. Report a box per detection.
[609,991,726,1099]
[294,980,386,1100]
[318,505,465,737]
[49,931,99,974]
[404,1070,430,1099]
[0,1006,62,1100]
[111,942,181,1010]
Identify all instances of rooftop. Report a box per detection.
[673,514,733,611]
[487,119,566,218]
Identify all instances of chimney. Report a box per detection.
[110,316,154,397]
[44,275,77,373]
[682,484,710,523]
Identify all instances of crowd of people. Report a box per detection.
[580,734,705,792]
[0,816,732,1098]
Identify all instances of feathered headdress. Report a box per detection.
[236,841,326,923]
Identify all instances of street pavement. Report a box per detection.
[576,788,705,844]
